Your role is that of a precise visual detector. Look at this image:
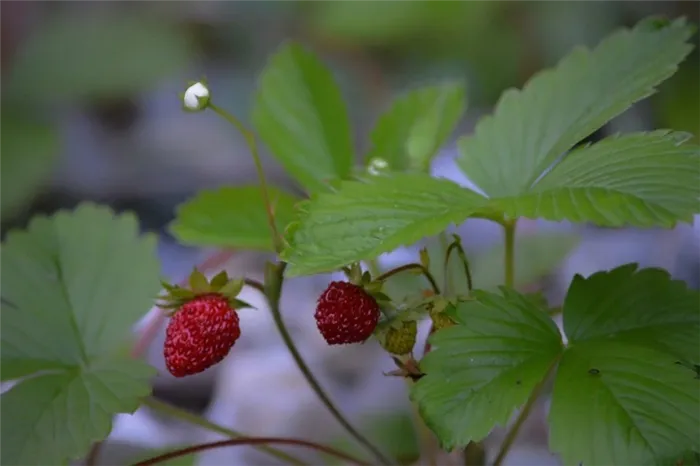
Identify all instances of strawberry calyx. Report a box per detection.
[158,268,254,316]
[343,262,392,305]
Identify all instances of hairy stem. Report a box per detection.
[503,220,517,288]
[142,397,305,465]
[209,103,282,253]
[132,437,370,466]
[492,354,562,466]
[376,263,441,295]
[262,262,393,465]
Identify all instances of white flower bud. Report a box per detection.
[183,82,210,111]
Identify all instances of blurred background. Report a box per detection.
[1,1,699,465]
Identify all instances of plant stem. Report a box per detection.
[492,354,562,466]
[209,98,390,465]
[443,235,473,294]
[263,262,393,466]
[142,397,306,465]
[375,263,441,295]
[209,103,282,253]
[438,232,455,295]
[503,220,517,288]
[132,437,370,466]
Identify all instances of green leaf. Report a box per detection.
[6,13,192,102]
[549,340,700,466]
[457,17,696,206]
[0,112,59,219]
[281,173,488,276]
[169,186,300,251]
[489,131,700,227]
[410,289,563,450]
[563,263,700,365]
[547,263,700,465]
[1,358,154,466]
[252,43,354,194]
[365,83,466,172]
[0,203,161,464]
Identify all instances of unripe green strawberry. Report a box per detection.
[380,320,417,355]
[429,309,456,330]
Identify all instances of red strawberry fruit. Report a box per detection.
[315,281,381,345]
[158,269,250,378]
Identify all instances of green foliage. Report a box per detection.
[281,19,700,275]
[281,173,488,276]
[489,131,700,227]
[365,83,466,172]
[252,43,354,194]
[412,264,700,464]
[6,13,192,103]
[411,289,564,449]
[0,112,59,218]
[169,185,300,251]
[0,204,161,465]
[457,18,695,199]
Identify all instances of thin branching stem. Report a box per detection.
[131,437,370,466]
[503,220,517,288]
[254,262,394,466]
[376,263,441,295]
[209,103,282,253]
[142,397,306,465]
[443,235,474,294]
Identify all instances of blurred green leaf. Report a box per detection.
[0,203,160,464]
[7,13,192,102]
[655,64,700,143]
[252,43,354,194]
[365,83,466,172]
[170,185,300,251]
[0,112,59,218]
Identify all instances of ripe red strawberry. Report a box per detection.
[315,281,381,345]
[159,269,251,378]
[164,294,240,377]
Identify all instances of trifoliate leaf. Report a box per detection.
[563,263,700,365]
[252,43,354,194]
[169,185,300,251]
[281,173,488,276]
[457,18,698,227]
[365,83,466,172]
[0,203,161,465]
[547,263,700,465]
[490,131,700,227]
[0,112,59,219]
[6,13,192,103]
[549,340,700,466]
[411,289,563,450]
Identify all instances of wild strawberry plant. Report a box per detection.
[2,15,699,466]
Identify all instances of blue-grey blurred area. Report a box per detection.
[1,1,699,465]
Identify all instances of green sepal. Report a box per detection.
[232,298,256,311]
[219,279,244,300]
[209,270,231,291]
[189,268,210,293]
[158,268,246,314]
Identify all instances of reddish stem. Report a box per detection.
[131,437,370,466]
